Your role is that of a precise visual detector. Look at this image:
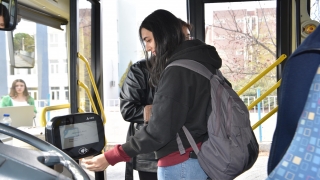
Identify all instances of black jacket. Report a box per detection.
[122,39,222,159]
[120,60,157,175]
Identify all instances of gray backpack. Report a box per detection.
[168,59,259,180]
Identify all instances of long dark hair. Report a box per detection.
[10,79,30,100]
[0,4,10,28]
[139,9,185,87]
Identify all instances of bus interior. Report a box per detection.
[0,0,319,179]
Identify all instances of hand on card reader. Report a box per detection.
[45,113,105,160]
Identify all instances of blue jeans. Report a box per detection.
[157,158,208,180]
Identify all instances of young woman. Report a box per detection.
[120,19,193,180]
[1,79,37,113]
[83,9,224,179]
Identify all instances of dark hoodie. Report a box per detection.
[122,39,223,159]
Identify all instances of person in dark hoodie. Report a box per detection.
[120,19,193,180]
[83,9,225,180]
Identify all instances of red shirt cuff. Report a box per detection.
[104,145,131,166]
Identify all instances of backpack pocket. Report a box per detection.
[198,134,232,173]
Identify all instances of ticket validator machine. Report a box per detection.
[0,113,105,180]
[45,113,105,160]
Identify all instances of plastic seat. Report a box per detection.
[267,66,320,179]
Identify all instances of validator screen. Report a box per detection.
[59,121,99,149]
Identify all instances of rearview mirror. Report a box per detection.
[7,19,35,68]
[0,0,17,31]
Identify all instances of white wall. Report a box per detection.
[102,1,120,103]
[102,0,188,103]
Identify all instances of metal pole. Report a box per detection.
[257,88,262,142]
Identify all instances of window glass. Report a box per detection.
[78,0,92,113]
[205,1,277,143]
[205,1,277,95]
[310,0,320,22]
[102,0,187,106]
[0,18,69,126]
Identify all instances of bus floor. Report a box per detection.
[81,153,268,180]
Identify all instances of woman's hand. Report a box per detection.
[143,105,152,124]
[82,154,110,171]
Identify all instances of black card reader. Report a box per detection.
[45,113,105,159]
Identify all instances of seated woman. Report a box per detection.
[0,79,37,114]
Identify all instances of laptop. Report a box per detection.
[0,106,35,127]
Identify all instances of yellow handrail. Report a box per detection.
[40,104,70,127]
[78,80,99,115]
[252,106,278,130]
[78,52,106,124]
[247,80,281,110]
[234,54,287,130]
[237,54,287,96]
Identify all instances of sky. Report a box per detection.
[13,19,36,35]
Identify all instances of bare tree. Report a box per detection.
[205,6,277,95]
[79,8,93,112]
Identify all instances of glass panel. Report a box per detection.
[204,0,277,145]
[0,18,69,127]
[310,0,320,22]
[78,0,92,113]
[205,1,277,95]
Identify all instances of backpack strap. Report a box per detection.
[166,59,218,155]
[176,133,186,154]
[167,59,214,80]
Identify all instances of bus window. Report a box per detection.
[102,0,187,108]
[1,17,69,126]
[78,0,93,113]
[204,1,277,91]
[204,0,277,142]
[310,0,320,22]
